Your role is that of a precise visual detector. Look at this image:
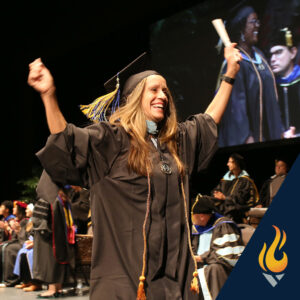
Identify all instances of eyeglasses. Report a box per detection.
[247,19,260,26]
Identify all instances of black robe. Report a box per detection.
[36,113,217,300]
[32,176,76,285]
[218,47,283,147]
[192,215,244,300]
[211,172,259,224]
[277,71,300,134]
[258,174,286,207]
[70,188,90,234]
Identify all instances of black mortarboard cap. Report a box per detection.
[104,52,159,100]
[192,195,215,214]
[104,52,150,90]
[269,27,294,48]
[80,52,159,122]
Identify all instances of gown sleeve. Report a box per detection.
[179,113,218,175]
[200,221,244,268]
[36,122,124,188]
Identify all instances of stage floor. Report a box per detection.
[0,285,89,300]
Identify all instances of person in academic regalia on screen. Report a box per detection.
[27,44,241,300]
[216,6,284,147]
[269,27,300,138]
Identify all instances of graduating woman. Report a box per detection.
[27,44,241,300]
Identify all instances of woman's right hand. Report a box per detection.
[28,58,56,96]
[224,42,242,78]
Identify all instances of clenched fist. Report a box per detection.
[28,58,56,96]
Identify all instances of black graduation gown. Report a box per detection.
[258,174,286,207]
[70,189,90,234]
[36,113,217,300]
[211,174,259,224]
[218,47,283,147]
[32,176,76,284]
[192,216,244,300]
[277,75,300,133]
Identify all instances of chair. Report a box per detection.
[248,207,267,228]
[75,234,93,291]
[237,223,255,246]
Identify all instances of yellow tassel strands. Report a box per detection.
[136,276,146,300]
[80,78,120,122]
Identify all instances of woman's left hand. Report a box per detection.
[224,43,242,78]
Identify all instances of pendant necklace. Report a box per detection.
[150,137,172,175]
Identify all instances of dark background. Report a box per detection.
[3,0,300,200]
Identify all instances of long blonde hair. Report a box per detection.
[109,77,185,176]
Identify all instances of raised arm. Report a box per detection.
[205,43,242,124]
[28,58,67,134]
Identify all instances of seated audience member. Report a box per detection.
[191,194,244,300]
[211,153,259,224]
[0,201,15,242]
[257,158,289,207]
[269,27,300,137]
[13,203,42,292]
[32,171,76,298]
[0,201,28,287]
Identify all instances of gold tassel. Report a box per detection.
[190,271,199,294]
[281,27,293,48]
[136,276,146,300]
[180,177,200,296]
[79,81,119,122]
[285,30,293,47]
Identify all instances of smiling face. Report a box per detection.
[243,12,260,46]
[141,75,169,122]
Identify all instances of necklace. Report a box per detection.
[150,137,172,175]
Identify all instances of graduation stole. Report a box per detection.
[57,195,76,244]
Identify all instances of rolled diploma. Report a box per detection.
[212,19,231,47]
